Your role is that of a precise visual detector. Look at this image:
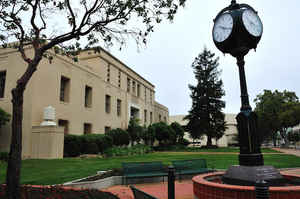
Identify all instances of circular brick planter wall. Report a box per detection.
[193,172,300,199]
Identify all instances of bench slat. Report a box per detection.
[172,159,212,176]
[122,161,167,184]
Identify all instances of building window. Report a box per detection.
[117,99,122,116]
[85,85,92,108]
[132,81,136,95]
[164,116,167,123]
[84,123,92,134]
[105,126,111,134]
[118,70,121,88]
[0,71,6,98]
[144,109,147,124]
[58,119,69,134]
[105,95,111,113]
[127,78,131,92]
[107,64,110,82]
[150,112,153,124]
[137,84,140,97]
[60,76,70,102]
[159,114,162,122]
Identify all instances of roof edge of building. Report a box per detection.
[78,47,155,89]
[154,101,169,112]
[0,43,155,89]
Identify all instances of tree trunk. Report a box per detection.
[5,52,42,199]
[207,135,212,147]
[6,88,24,199]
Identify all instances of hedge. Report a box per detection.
[64,134,113,157]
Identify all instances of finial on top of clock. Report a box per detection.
[231,0,237,5]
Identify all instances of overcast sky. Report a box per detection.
[108,0,300,116]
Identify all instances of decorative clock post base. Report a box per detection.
[222,165,285,186]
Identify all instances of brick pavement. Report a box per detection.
[104,180,193,199]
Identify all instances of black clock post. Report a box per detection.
[212,0,284,186]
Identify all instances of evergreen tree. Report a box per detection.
[184,48,227,147]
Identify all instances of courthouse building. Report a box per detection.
[0,46,169,159]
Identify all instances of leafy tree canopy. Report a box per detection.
[0,0,186,54]
[254,89,300,146]
[184,48,226,146]
[170,121,184,142]
[127,118,143,145]
[152,122,175,146]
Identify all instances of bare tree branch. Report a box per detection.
[9,15,32,64]
[66,0,76,32]
[38,1,46,31]
[29,0,40,39]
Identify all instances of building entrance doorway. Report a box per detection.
[130,107,139,120]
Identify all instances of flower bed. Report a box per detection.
[0,184,119,199]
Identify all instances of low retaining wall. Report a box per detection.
[193,172,300,199]
[63,172,167,189]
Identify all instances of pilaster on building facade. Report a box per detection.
[0,46,169,159]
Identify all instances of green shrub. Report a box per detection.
[0,152,8,162]
[142,125,156,146]
[64,135,82,157]
[107,128,129,146]
[104,144,152,157]
[152,122,175,146]
[153,144,187,151]
[64,134,113,156]
[85,142,99,154]
[119,130,130,146]
[81,134,99,154]
[64,141,81,157]
[87,134,113,153]
[178,138,190,146]
[127,118,143,145]
[101,135,113,152]
[170,122,184,142]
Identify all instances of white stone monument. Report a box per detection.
[40,106,57,126]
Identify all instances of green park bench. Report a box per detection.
[172,159,214,179]
[130,185,159,199]
[122,161,167,185]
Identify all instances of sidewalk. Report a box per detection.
[272,147,300,157]
[104,180,193,199]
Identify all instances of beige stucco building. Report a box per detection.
[169,114,238,147]
[0,46,169,159]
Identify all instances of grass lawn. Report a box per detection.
[177,147,280,153]
[0,151,297,186]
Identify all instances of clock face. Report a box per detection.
[213,13,233,43]
[242,9,263,37]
